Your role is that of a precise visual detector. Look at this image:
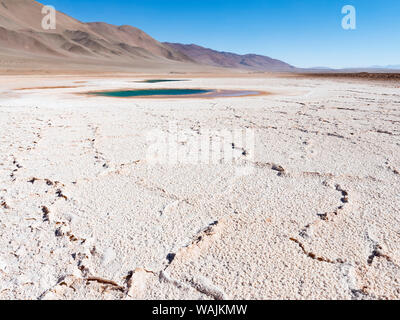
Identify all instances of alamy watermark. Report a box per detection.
[146,124,256,174]
[342,5,356,30]
[41,5,56,30]
[40,4,356,32]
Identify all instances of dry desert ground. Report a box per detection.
[0,74,399,299]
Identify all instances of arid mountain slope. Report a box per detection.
[164,42,295,71]
[86,23,191,62]
[0,0,193,71]
[0,0,293,72]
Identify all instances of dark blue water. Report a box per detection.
[136,79,187,83]
[91,88,212,97]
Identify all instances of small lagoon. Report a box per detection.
[136,79,188,84]
[90,88,212,97]
[87,88,265,98]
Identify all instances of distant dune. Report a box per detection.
[0,0,294,73]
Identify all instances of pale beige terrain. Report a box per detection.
[0,74,399,300]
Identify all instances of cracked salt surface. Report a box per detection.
[0,75,400,299]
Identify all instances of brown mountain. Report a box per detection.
[164,43,295,72]
[0,0,293,73]
[0,0,195,72]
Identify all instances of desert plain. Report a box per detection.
[0,73,399,300]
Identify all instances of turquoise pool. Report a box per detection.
[90,88,213,97]
[136,79,188,83]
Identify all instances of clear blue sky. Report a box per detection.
[45,0,399,68]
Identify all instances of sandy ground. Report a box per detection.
[0,74,399,300]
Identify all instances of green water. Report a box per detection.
[91,88,212,97]
[137,79,187,83]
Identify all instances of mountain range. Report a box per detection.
[0,0,294,72]
[164,43,295,72]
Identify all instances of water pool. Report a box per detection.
[90,88,212,97]
[87,88,265,98]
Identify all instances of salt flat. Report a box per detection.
[0,75,399,299]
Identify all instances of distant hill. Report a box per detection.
[369,65,400,70]
[0,0,296,72]
[0,0,196,72]
[164,43,295,72]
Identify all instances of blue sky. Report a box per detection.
[46,0,399,68]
